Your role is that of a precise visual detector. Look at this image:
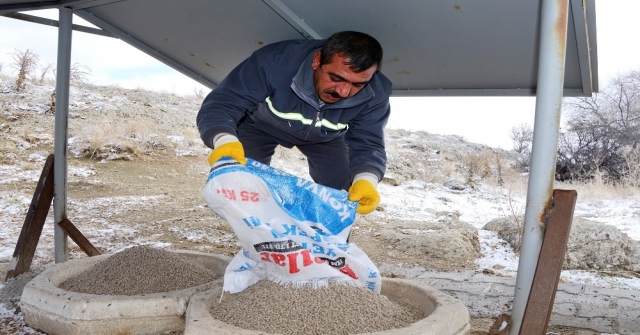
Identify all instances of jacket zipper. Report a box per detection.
[301,111,321,139]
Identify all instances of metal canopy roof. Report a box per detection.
[0,0,598,97]
[0,2,598,334]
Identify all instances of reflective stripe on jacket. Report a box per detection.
[197,39,392,181]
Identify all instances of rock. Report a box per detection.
[379,220,480,265]
[99,103,118,113]
[444,180,467,191]
[482,216,523,252]
[483,215,640,272]
[565,217,640,272]
[383,173,401,186]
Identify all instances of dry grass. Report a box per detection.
[461,150,493,183]
[557,177,639,201]
[183,126,201,142]
[439,160,458,179]
[124,117,154,139]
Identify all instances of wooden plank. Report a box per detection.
[5,154,55,281]
[57,219,101,256]
[519,189,578,334]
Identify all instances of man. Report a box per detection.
[197,31,392,214]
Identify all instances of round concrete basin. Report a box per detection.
[21,250,231,335]
[184,277,471,335]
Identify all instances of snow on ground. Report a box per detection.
[2,153,640,291]
[369,177,640,291]
[574,197,640,241]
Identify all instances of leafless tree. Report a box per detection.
[10,49,39,92]
[70,63,92,84]
[493,151,506,186]
[557,70,640,183]
[510,123,533,155]
[510,123,533,171]
[39,63,54,84]
[193,87,206,99]
[55,62,93,85]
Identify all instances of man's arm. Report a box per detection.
[345,95,391,182]
[196,50,271,148]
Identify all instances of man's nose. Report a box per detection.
[336,83,351,98]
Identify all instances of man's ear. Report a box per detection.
[311,51,321,71]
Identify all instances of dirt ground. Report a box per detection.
[0,155,594,335]
[0,79,598,334]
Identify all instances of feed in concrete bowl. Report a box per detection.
[184,278,471,335]
[20,250,231,335]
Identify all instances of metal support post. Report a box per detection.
[509,0,570,334]
[54,7,73,263]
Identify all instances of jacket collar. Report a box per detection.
[291,49,376,110]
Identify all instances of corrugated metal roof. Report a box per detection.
[0,0,598,97]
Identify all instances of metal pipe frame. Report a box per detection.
[53,7,72,263]
[509,0,570,334]
[262,0,322,40]
[390,87,588,97]
[1,12,115,37]
[570,0,594,95]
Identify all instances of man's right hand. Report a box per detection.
[207,134,246,166]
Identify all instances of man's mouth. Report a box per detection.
[325,90,342,102]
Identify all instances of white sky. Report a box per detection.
[0,1,639,149]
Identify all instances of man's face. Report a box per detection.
[311,51,378,104]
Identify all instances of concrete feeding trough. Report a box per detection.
[20,250,231,335]
[184,278,471,335]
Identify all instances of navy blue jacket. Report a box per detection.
[197,39,392,181]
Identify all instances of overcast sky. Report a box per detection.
[0,1,638,149]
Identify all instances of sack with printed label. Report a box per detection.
[202,158,381,294]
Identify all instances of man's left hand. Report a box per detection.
[348,178,380,214]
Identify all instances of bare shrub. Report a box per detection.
[492,151,506,186]
[510,123,532,171]
[53,62,93,85]
[124,117,153,139]
[510,123,533,155]
[10,49,39,92]
[193,87,206,99]
[48,92,56,114]
[70,63,92,84]
[440,160,457,179]
[505,189,525,255]
[619,146,640,188]
[557,70,640,184]
[39,63,54,84]
[461,150,492,184]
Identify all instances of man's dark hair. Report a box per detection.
[319,31,383,73]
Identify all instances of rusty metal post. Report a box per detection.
[4,155,54,281]
[520,189,577,333]
[57,219,102,257]
[509,1,570,334]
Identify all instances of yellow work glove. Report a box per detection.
[348,173,380,214]
[207,134,246,166]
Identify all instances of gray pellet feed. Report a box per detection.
[209,280,424,335]
[59,246,219,295]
